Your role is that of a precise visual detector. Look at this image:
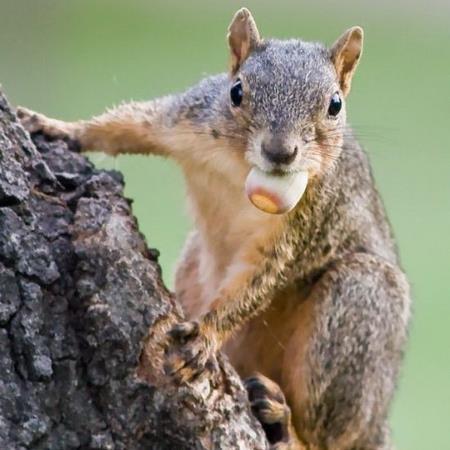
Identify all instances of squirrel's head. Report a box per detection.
[225,8,364,214]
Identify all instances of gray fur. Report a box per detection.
[244,40,335,130]
[175,39,337,138]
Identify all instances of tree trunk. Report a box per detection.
[0,90,267,450]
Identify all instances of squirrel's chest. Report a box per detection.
[185,166,267,255]
[182,158,280,300]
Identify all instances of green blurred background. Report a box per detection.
[1,0,449,448]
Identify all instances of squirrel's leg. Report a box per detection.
[279,253,409,449]
[17,96,184,157]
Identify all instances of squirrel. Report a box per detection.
[17,8,411,450]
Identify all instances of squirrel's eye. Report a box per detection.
[230,79,243,107]
[328,92,342,117]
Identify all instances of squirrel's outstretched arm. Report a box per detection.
[17,95,199,158]
[16,76,237,164]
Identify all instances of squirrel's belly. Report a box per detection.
[224,284,313,381]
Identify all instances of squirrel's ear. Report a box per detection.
[330,26,364,96]
[227,8,261,75]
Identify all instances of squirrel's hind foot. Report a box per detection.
[245,373,302,450]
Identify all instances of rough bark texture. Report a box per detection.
[0,89,267,450]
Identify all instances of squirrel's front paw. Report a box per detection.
[164,321,218,383]
[16,106,74,141]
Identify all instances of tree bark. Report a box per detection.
[0,89,267,450]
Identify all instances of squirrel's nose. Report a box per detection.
[261,137,298,165]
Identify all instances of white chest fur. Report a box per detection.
[180,146,281,312]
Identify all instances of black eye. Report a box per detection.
[328,92,342,117]
[230,79,243,107]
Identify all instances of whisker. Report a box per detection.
[172,129,245,141]
[317,125,395,144]
[307,152,341,162]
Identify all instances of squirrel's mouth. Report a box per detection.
[245,167,309,214]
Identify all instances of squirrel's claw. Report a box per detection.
[164,320,217,383]
[168,320,200,341]
[16,106,75,142]
[16,106,47,133]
